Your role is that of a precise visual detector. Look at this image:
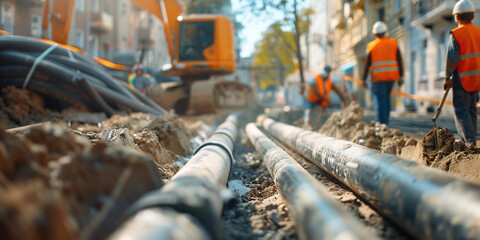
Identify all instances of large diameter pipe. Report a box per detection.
[110,114,238,240]
[246,123,379,240]
[260,117,480,240]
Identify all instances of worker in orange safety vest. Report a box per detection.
[444,0,480,146]
[303,65,347,129]
[362,21,404,125]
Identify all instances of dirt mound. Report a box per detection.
[319,103,416,155]
[318,104,480,185]
[0,87,92,129]
[422,127,455,165]
[0,122,165,239]
[0,86,48,128]
[147,114,193,156]
[0,180,77,240]
[101,113,155,130]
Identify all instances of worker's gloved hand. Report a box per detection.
[398,78,404,88]
[299,86,305,95]
[362,80,368,89]
[443,77,453,90]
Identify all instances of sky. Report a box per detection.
[231,0,272,58]
[231,0,310,59]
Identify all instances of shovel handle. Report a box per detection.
[432,87,451,122]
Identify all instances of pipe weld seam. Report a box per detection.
[210,130,235,144]
[193,141,234,175]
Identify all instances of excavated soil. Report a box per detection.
[0,86,88,129]
[0,106,197,239]
[317,102,480,185]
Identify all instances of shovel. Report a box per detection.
[431,86,451,149]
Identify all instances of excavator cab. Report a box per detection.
[163,15,236,78]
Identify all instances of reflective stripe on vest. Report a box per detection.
[367,38,400,82]
[305,74,332,107]
[451,23,480,92]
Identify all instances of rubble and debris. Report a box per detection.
[318,103,480,185]
[319,103,414,155]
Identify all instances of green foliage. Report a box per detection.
[186,0,231,14]
[252,8,312,89]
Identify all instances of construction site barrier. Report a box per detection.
[342,75,480,107]
[246,123,379,240]
[259,116,480,240]
[109,114,239,240]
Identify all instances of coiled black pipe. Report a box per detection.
[0,77,90,110]
[76,78,115,116]
[0,35,99,66]
[0,51,163,115]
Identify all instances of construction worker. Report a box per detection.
[128,63,152,94]
[444,0,480,146]
[304,65,347,128]
[362,21,404,125]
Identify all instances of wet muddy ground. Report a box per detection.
[2,87,480,239]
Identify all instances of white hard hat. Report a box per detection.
[453,0,475,15]
[372,21,388,34]
[133,63,144,71]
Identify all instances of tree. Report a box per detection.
[239,0,312,93]
[252,23,296,89]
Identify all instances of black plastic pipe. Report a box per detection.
[246,123,379,240]
[0,52,163,115]
[76,78,115,116]
[260,117,480,240]
[0,35,99,66]
[110,114,238,240]
[0,77,91,110]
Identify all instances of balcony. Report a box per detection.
[411,0,455,27]
[90,12,113,34]
[138,27,155,46]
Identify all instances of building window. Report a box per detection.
[75,0,85,12]
[121,1,127,14]
[394,0,402,13]
[31,15,42,38]
[438,31,447,76]
[1,1,15,34]
[421,39,427,77]
[89,36,99,57]
[93,0,100,13]
[376,7,385,22]
[75,29,85,48]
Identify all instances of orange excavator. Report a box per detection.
[42,0,252,114]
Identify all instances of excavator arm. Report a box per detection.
[42,0,181,64]
[41,0,76,45]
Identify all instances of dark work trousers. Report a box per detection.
[453,78,479,144]
[371,81,395,125]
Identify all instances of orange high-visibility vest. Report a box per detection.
[451,23,480,92]
[367,38,400,82]
[305,74,332,107]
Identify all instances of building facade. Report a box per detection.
[305,0,480,114]
[1,0,171,70]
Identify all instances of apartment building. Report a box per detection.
[0,0,43,37]
[1,0,170,71]
[409,0,480,113]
